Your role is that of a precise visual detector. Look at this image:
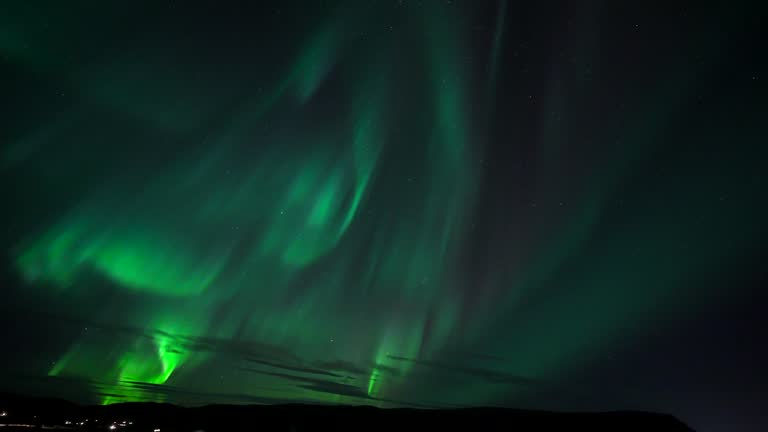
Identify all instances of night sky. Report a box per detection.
[1,1,766,430]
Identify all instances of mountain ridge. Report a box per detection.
[0,392,695,431]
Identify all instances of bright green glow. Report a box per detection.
[366,367,379,397]
[50,317,202,406]
[17,220,230,296]
[91,238,224,296]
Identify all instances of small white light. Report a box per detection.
[0,411,6,417]
[109,425,117,430]
[154,429,161,432]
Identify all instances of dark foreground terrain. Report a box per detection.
[0,393,694,431]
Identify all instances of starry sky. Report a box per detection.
[1,1,766,430]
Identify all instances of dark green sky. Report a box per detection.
[1,1,766,430]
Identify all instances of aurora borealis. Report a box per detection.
[1,1,766,430]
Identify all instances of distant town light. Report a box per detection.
[0,411,6,417]
[154,429,161,432]
[109,425,117,430]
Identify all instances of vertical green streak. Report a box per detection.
[367,325,423,399]
[366,367,380,397]
[487,0,508,103]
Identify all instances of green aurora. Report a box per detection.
[1,0,765,416]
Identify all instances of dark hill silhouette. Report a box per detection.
[0,392,694,431]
